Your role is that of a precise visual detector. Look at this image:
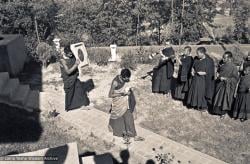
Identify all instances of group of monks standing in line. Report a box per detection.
[152,46,250,122]
[59,43,249,141]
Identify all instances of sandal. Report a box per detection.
[134,136,145,141]
[240,118,247,122]
[220,115,226,119]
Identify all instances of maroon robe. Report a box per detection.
[212,62,239,115]
[187,56,215,109]
[233,74,250,120]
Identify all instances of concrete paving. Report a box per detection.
[40,91,228,164]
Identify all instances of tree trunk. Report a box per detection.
[179,0,185,46]
[171,0,174,23]
[34,16,40,43]
[109,6,113,44]
[158,21,161,45]
[136,14,140,46]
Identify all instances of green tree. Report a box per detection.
[0,0,58,60]
[233,0,249,43]
[170,0,217,44]
[55,0,107,46]
[91,0,135,46]
[143,0,172,45]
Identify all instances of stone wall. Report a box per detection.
[87,44,250,59]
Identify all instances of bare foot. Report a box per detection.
[240,118,247,122]
[134,136,145,141]
[81,103,94,110]
[220,115,226,119]
[81,106,91,110]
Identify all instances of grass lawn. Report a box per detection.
[214,14,250,27]
[67,63,250,164]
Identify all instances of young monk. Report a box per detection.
[152,46,175,95]
[233,64,250,122]
[108,68,144,141]
[239,51,250,74]
[186,47,215,110]
[59,45,90,112]
[212,51,239,118]
[173,46,193,100]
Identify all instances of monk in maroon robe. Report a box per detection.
[152,47,175,94]
[60,45,90,111]
[108,69,144,141]
[186,47,215,110]
[174,46,193,100]
[233,65,250,122]
[212,51,239,117]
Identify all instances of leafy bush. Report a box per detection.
[0,1,58,59]
[36,42,57,67]
[135,46,160,65]
[152,146,176,164]
[88,48,111,66]
[231,46,245,65]
[120,50,138,70]
[233,1,249,44]
[120,46,161,70]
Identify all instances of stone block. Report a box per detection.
[12,84,30,106]
[25,90,40,110]
[81,154,113,164]
[0,35,27,76]
[0,72,9,91]
[0,78,19,100]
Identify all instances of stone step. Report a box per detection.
[24,90,40,111]
[0,78,19,101]
[0,72,9,91]
[11,84,30,106]
[81,154,114,164]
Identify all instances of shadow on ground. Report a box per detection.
[0,60,43,143]
[44,145,69,164]
[0,104,42,143]
[79,149,156,164]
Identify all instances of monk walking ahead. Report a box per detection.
[59,44,90,112]
[108,68,144,141]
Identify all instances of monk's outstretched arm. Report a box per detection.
[239,61,244,71]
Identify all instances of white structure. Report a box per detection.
[53,37,61,52]
[109,44,117,62]
[224,8,231,16]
